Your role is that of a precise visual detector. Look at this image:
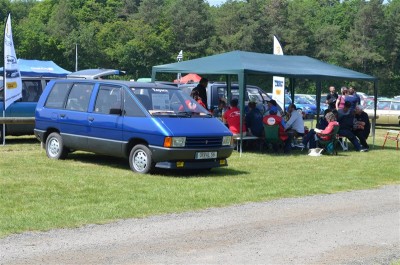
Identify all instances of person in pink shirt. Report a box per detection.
[223,98,246,136]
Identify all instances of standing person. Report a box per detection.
[325,86,338,110]
[192,78,208,110]
[284,104,305,146]
[336,86,348,110]
[245,101,264,137]
[223,98,246,137]
[345,87,359,112]
[353,105,370,149]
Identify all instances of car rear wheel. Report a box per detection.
[129,144,154,174]
[45,132,68,159]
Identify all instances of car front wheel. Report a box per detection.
[129,144,154,174]
[45,132,68,159]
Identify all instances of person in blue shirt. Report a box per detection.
[245,101,264,137]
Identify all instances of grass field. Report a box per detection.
[0,126,399,238]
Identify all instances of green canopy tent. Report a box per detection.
[152,50,378,153]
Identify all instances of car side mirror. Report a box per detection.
[109,108,122,115]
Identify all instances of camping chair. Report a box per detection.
[317,125,340,155]
[263,124,282,152]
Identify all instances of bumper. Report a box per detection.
[149,145,233,169]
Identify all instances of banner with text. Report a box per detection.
[3,13,22,110]
[272,36,285,111]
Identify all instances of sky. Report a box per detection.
[207,0,227,6]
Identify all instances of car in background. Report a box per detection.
[179,82,275,115]
[67,69,126,79]
[364,100,400,125]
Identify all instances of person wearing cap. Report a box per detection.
[353,105,370,149]
[266,99,282,116]
[223,98,247,137]
[302,112,339,149]
[263,106,291,153]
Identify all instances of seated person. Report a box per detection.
[302,112,339,149]
[263,106,291,153]
[336,103,367,152]
[190,90,207,109]
[265,99,282,116]
[223,98,246,137]
[213,99,228,119]
[353,105,370,149]
[284,104,305,146]
[245,101,264,137]
[317,109,332,130]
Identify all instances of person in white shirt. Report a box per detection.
[285,104,305,147]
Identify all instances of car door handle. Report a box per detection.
[88,117,94,121]
[60,114,66,118]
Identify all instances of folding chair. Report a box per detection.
[317,125,340,155]
[263,124,282,152]
[382,130,399,150]
[337,135,349,151]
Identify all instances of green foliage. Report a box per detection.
[0,0,399,95]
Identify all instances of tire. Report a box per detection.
[129,144,154,174]
[45,132,68,160]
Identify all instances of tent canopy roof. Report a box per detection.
[153,50,376,81]
[1,59,71,77]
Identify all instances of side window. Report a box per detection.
[65,83,94,111]
[124,94,146,117]
[94,85,122,114]
[391,102,400,110]
[21,80,42,102]
[44,83,72,109]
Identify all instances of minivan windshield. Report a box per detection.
[129,86,211,117]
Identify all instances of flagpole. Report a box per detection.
[75,43,78,71]
[176,50,182,82]
[2,15,6,145]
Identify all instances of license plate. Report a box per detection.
[195,151,217,159]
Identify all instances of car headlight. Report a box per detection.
[164,137,186,147]
[222,136,232,146]
[304,106,311,111]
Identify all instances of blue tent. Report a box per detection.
[1,59,71,77]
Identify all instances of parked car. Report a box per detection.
[0,60,72,139]
[364,100,400,125]
[179,82,275,115]
[34,79,233,174]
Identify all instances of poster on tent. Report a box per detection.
[3,13,22,110]
[272,36,285,111]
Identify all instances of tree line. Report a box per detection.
[1,0,399,97]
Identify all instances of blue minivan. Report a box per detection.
[34,79,233,173]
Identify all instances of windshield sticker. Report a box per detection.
[152,93,170,110]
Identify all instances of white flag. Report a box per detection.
[176,50,183,61]
[272,36,285,111]
[3,13,22,110]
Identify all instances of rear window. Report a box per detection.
[45,83,72,109]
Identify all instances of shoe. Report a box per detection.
[359,149,368,152]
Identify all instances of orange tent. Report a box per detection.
[173,73,202,84]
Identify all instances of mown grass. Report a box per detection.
[0,127,399,238]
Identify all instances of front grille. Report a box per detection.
[185,137,222,148]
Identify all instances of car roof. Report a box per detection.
[67,69,126,79]
[53,78,179,89]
